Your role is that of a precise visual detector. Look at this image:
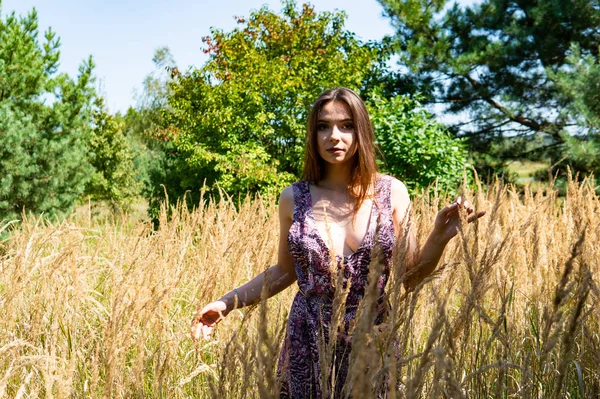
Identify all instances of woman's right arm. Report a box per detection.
[190,186,297,340]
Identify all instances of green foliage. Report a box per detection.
[153,1,386,209]
[532,45,600,182]
[378,0,600,175]
[123,47,180,219]
[368,93,470,193]
[0,7,96,220]
[559,134,600,177]
[84,98,142,208]
[121,108,166,198]
[551,45,600,129]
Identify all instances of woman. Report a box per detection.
[190,87,484,397]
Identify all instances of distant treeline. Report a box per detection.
[1,0,599,221]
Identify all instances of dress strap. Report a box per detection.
[291,181,311,223]
[375,175,394,218]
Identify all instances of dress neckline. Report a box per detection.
[305,180,377,260]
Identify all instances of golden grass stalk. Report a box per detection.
[0,176,598,397]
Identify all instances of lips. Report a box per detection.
[327,148,343,154]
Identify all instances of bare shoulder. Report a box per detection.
[389,177,409,201]
[388,177,411,220]
[278,184,295,221]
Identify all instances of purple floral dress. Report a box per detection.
[277,175,396,398]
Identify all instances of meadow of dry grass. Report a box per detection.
[1,176,599,398]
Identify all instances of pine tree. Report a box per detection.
[0,6,96,220]
[379,0,600,170]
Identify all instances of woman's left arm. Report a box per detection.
[391,179,485,289]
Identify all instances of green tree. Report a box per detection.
[378,0,600,168]
[84,98,142,208]
[0,6,96,220]
[368,93,470,193]
[547,45,600,180]
[153,1,386,210]
[551,45,600,130]
[123,47,179,218]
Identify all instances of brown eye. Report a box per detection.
[342,123,354,131]
[317,123,329,131]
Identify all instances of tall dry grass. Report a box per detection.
[0,176,599,398]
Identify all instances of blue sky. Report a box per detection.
[1,0,476,114]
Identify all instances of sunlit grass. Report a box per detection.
[1,176,599,398]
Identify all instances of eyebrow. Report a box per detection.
[317,118,354,123]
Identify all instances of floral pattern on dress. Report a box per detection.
[277,175,396,398]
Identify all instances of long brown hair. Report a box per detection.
[301,87,379,212]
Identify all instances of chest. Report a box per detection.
[308,186,376,258]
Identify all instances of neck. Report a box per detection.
[319,162,353,191]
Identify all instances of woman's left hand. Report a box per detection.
[433,196,486,243]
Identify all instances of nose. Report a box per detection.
[329,125,341,142]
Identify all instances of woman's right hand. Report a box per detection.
[190,300,228,341]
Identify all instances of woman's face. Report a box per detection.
[316,100,357,166]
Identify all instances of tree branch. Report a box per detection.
[462,74,565,140]
[458,120,513,137]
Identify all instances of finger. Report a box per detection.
[191,312,201,325]
[197,306,211,318]
[467,210,486,223]
[191,323,202,341]
[202,324,213,340]
[455,196,462,205]
[190,316,199,332]
[440,202,459,216]
[456,198,475,215]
